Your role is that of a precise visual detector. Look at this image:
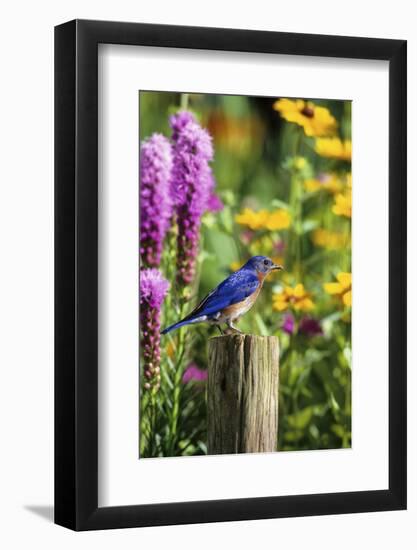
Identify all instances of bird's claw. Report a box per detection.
[225,327,243,335]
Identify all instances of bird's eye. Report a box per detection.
[263,259,269,266]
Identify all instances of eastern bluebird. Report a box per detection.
[161,256,283,335]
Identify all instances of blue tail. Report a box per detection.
[161,318,197,335]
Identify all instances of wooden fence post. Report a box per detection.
[207,334,279,454]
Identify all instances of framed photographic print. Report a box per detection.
[55,20,407,530]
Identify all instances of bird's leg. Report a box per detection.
[226,319,243,334]
[216,324,225,335]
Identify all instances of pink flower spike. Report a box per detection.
[182,363,208,384]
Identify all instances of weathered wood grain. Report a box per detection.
[207,334,279,454]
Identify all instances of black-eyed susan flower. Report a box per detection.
[235,208,291,231]
[323,272,351,307]
[332,188,352,218]
[273,98,337,137]
[273,284,315,312]
[314,137,352,161]
[311,228,350,250]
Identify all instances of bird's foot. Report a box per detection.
[225,324,243,335]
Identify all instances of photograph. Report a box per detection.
[139,90,352,458]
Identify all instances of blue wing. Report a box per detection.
[161,268,260,334]
[186,268,260,320]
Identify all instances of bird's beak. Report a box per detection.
[271,264,284,271]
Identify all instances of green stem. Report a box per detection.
[294,176,302,280]
[167,232,205,456]
[288,130,304,280]
[140,389,157,457]
[167,314,187,456]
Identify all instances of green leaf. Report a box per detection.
[287,406,314,429]
[331,424,345,438]
[301,219,319,234]
[271,198,290,210]
[329,392,340,413]
[284,430,304,442]
[254,313,270,336]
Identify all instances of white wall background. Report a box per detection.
[0,1,414,548]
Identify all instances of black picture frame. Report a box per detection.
[55,19,407,531]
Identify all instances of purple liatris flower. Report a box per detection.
[182,363,208,384]
[206,192,224,213]
[205,171,224,213]
[140,268,170,391]
[298,316,323,337]
[140,133,173,267]
[170,110,196,141]
[282,312,295,335]
[169,111,215,285]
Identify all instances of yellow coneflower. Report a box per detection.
[235,208,291,231]
[312,229,350,250]
[314,137,352,161]
[273,284,315,312]
[332,189,352,218]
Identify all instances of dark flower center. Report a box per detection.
[301,105,314,118]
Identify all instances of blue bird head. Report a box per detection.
[243,256,284,274]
